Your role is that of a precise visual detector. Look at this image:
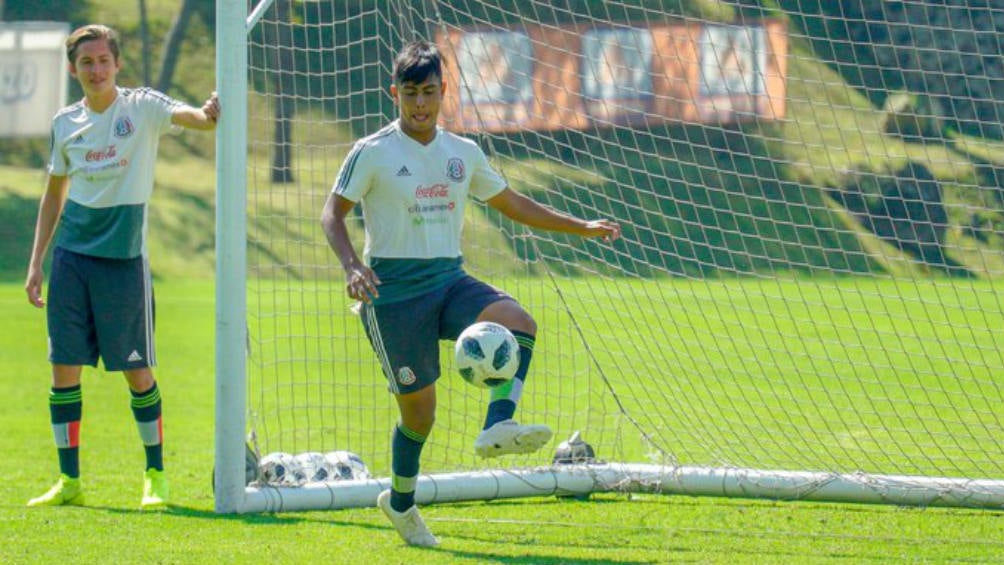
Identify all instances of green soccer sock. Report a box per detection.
[390,423,427,512]
[484,330,534,429]
[50,385,83,478]
[131,382,163,471]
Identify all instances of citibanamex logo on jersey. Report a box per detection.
[446,157,465,181]
[397,366,417,386]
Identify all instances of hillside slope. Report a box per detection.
[0,2,1001,281]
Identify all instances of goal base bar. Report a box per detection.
[237,463,1004,513]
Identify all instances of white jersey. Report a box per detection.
[48,87,180,258]
[332,120,507,262]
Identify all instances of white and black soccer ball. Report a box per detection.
[295,451,333,483]
[552,431,596,465]
[211,443,260,492]
[323,450,370,481]
[454,321,520,388]
[260,452,306,486]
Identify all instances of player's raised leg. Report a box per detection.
[474,300,552,458]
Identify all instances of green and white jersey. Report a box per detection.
[48,87,181,259]
[332,120,507,303]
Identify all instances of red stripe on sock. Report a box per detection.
[67,420,81,448]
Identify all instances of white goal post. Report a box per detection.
[215,0,1004,514]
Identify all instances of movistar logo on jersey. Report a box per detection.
[113,116,135,138]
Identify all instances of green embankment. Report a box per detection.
[1,3,1001,281]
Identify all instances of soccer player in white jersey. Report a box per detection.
[321,40,621,546]
[24,24,220,509]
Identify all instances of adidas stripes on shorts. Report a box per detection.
[360,274,511,395]
[47,247,156,371]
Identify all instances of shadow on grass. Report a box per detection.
[435,549,658,565]
[98,501,675,563]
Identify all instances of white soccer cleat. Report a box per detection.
[376,489,440,547]
[475,419,553,458]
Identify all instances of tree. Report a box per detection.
[139,0,152,85]
[264,0,296,183]
[3,0,84,21]
[155,0,199,93]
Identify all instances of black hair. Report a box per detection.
[393,41,442,85]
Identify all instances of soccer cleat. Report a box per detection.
[475,419,553,458]
[27,474,84,507]
[141,468,170,509]
[377,489,440,547]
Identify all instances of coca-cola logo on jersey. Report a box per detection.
[85,145,117,162]
[415,183,449,199]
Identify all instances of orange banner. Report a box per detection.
[438,20,787,133]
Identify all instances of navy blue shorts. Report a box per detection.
[360,274,512,394]
[47,247,156,371]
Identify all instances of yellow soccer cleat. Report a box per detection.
[27,474,84,507]
[141,468,170,509]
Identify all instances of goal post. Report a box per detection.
[214,0,250,514]
[216,0,1004,514]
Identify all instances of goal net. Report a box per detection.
[215,0,1004,512]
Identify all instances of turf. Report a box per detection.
[2,281,1004,564]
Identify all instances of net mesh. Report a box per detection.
[244,0,1004,484]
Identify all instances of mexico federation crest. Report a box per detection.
[397,366,417,386]
[446,157,465,182]
[113,117,135,138]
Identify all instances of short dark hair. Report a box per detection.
[393,41,442,85]
[66,24,120,65]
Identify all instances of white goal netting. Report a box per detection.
[234,0,1004,508]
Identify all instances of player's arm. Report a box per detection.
[25,174,70,308]
[486,187,621,242]
[320,193,381,303]
[171,91,220,130]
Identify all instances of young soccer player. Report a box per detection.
[24,24,220,509]
[321,40,620,546]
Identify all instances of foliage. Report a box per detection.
[2,0,89,23]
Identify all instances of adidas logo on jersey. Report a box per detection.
[127,350,144,363]
[396,166,411,176]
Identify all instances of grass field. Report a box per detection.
[3,280,1004,564]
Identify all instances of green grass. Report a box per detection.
[242,276,1004,480]
[2,2,1003,560]
[3,280,1004,563]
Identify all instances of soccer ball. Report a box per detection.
[211,443,260,492]
[324,450,370,481]
[454,321,520,388]
[552,431,596,465]
[259,452,305,486]
[295,451,333,483]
